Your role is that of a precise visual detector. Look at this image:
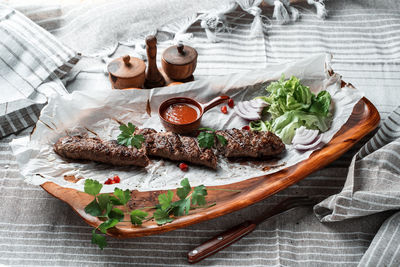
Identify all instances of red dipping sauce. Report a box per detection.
[162,103,199,124]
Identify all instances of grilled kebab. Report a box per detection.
[53,128,285,169]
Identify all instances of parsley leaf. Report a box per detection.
[120,122,136,135]
[113,188,131,205]
[92,229,107,250]
[197,128,227,149]
[172,198,191,216]
[176,178,191,200]
[104,202,113,218]
[84,179,102,196]
[117,122,145,149]
[197,131,215,149]
[154,209,173,225]
[84,199,103,217]
[98,219,119,234]
[192,185,207,206]
[216,134,227,146]
[132,134,145,149]
[109,196,123,206]
[198,127,215,132]
[97,194,110,210]
[130,210,148,226]
[158,190,173,210]
[108,208,124,222]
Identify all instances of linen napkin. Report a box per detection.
[314,106,400,266]
[314,107,400,221]
[0,5,79,138]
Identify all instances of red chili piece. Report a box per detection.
[179,163,188,172]
[221,106,228,114]
[228,99,234,108]
[105,175,121,184]
[242,125,250,131]
[113,175,120,183]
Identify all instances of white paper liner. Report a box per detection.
[10,54,364,193]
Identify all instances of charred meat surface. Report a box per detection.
[54,135,149,167]
[215,129,285,158]
[53,128,284,169]
[137,129,217,169]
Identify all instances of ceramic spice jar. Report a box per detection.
[161,43,198,81]
[107,55,146,89]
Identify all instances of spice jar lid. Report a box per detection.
[107,55,146,78]
[162,44,197,66]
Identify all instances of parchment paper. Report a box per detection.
[10,54,363,193]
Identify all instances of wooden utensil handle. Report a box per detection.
[202,95,230,112]
[187,221,256,264]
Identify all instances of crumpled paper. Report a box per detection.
[11,54,363,193]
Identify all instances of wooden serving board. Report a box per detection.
[41,97,379,238]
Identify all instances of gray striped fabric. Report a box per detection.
[315,107,400,222]
[0,5,79,138]
[0,0,400,266]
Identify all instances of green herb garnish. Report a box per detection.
[83,178,239,249]
[251,75,332,144]
[117,122,145,148]
[82,178,229,249]
[197,128,227,149]
[83,179,148,249]
[152,178,209,225]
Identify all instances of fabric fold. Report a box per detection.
[0,5,79,138]
[314,106,400,222]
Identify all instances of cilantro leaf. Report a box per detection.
[109,196,123,205]
[120,122,136,135]
[98,218,119,234]
[216,134,227,146]
[172,198,191,216]
[131,134,145,149]
[108,208,124,222]
[113,188,131,205]
[84,199,103,217]
[192,185,207,206]
[177,178,191,200]
[158,190,173,210]
[198,127,215,132]
[104,202,113,218]
[153,209,173,225]
[117,123,144,149]
[92,229,107,249]
[197,131,215,149]
[84,179,102,196]
[130,210,148,226]
[97,194,110,211]
[197,128,227,148]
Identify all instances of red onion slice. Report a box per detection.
[292,126,319,145]
[234,99,269,121]
[293,134,323,150]
[252,99,269,107]
[234,104,260,121]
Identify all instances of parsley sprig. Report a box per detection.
[117,122,145,149]
[197,128,227,149]
[84,179,149,249]
[83,178,214,249]
[153,178,211,225]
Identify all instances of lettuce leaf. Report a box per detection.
[259,75,313,118]
[268,110,331,144]
[309,90,331,116]
[252,75,332,144]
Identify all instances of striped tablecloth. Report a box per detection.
[1,0,400,266]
